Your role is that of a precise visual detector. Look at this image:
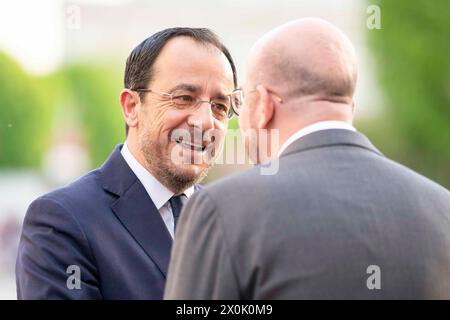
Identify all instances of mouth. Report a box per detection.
[175,137,213,152]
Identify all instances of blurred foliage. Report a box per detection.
[61,63,124,167]
[366,0,450,188]
[0,52,54,168]
[0,53,124,169]
[227,117,239,130]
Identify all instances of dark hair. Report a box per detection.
[123,27,238,136]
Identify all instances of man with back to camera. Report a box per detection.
[16,27,237,299]
[165,18,450,299]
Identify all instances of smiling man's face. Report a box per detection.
[135,36,234,193]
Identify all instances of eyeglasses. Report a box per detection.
[229,88,283,116]
[132,88,235,121]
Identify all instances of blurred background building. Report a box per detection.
[0,0,448,299]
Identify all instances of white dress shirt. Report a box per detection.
[277,121,356,157]
[121,142,195,238]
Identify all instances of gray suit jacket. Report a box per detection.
[165,129,450,299]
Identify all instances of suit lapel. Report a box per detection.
[111,180,173,277]
[100,145,173,278]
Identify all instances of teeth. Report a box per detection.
[177,140,205,151]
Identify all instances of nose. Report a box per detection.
[187,101,214,132]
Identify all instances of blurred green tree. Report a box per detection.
[62,63,124,167]
[367,0,450,187]
[0,52,54,168]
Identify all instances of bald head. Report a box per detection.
[247,18,357,102]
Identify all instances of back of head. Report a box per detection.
[247,18,358,112]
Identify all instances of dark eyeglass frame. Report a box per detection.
[131,88,236,120]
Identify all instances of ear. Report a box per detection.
[255,84,275,129]
[351,99,356,114]
[120,89,140,129]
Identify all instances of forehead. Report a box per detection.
[151,36,234,92]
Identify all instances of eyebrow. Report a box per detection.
[169,83,230,100]
[168,83,199,93]
[213,92,228,101]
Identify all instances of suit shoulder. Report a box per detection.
[381,157,449,195]
[204,165,266,196]
[199,166,277,223]
[44,168,101,199]
[29,169,105,218]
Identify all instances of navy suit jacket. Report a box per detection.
[16,144,197,299]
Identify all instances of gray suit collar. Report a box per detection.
[279,129,383,158]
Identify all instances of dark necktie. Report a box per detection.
[169,194,187,230]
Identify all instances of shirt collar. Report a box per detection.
[277,121,356,157]
[121,142,195,209]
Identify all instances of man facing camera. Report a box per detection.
[165,18,450,299]
[16,27,237,299]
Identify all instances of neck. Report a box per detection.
[125,134,148,172]
[269,100,354,158]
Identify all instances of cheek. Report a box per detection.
[142,103,186,139]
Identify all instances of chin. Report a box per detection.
[162,163,208,193]
[175,163,208,181]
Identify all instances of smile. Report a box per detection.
[176,139,207,152]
